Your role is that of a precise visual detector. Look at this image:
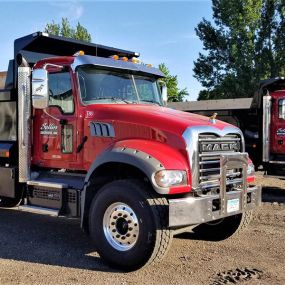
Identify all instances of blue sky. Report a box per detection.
[0,0,212,100]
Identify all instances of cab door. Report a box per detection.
[33,70,78,168]
[270,94,285,155]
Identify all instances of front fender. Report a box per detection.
[80,139,191,229]
[85,139,190,193]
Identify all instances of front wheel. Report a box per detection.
[89,179,172,271]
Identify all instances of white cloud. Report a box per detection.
[49,1,84,22]
[182,33,199,40]
[155,33,199,47]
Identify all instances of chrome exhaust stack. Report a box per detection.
[17,54,31,182]
[262,90,271,163]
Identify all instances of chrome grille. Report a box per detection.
[199,133,242,189]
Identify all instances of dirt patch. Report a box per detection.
[0,173,284,285]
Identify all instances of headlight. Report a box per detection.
[154,170,186,188]
[247,162,255,177]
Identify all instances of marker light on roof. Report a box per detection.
[74,50,85,56]
[121,57,128,62]
[131,57,141,64]
[111,55,119,60]
[146,64,153,68]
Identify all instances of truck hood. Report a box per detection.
[86,104,234,136]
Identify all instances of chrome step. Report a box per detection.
[27,180,68,189]
[18,205,59,216]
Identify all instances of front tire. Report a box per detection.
[89,179,172,270]
[192,210,253,241]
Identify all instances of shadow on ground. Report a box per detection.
[262,186,285,203]
[0,208,118,272]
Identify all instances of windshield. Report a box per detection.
[77,66,162,105]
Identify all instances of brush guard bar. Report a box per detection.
[169,153,262,227]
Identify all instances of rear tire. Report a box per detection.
[89,179,172,271]
[193,210,253,241]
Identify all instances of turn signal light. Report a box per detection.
[131,57,139,63]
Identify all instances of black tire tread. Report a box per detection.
[234,210,253,235]
[144,194,173,266]
[119,180,173,267]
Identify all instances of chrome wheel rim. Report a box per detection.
[103,202,139,251]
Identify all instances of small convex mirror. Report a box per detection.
[279,99,285,119]
[32,69,49,109]
[158,80,168,105]
[161,85,168,105]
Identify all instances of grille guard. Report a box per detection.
[220,153,248,215]
[168,153,262,228]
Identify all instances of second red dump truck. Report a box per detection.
[0,32,261,270]
[170,79,285,179]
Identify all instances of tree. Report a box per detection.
[44,18,91,42]
[194,0,285,100]
[159,63,189,102]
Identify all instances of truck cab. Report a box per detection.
[262,79,285,177]
[0,32,261,270]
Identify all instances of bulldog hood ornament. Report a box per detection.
[209,112,218,124]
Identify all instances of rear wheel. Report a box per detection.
[192,210,253,241]
[89,179,172,270]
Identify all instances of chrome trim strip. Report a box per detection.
[182,126,245,189]
[268,160,285,164]
[27,180,68,189]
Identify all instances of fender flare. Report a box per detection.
[80,146,166,228]
[84,146,166,192]
[80,140,190,228]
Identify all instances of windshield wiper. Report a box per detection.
[140,99,161,106]
[93,97,136,104]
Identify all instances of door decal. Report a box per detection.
[40,123,58,136]
[277,128,285,136]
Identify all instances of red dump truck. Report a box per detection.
[0,32,261,270]
[169,79,285,179]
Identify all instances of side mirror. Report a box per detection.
[161,84,168,105]
[32,69,49,109]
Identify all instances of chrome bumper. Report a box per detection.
[169,185,261,227]
[169,153,262,228]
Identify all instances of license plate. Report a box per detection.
[227,198,240,213]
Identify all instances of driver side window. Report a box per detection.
[49,72,74,114]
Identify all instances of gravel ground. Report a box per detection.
[0,172,284,285]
